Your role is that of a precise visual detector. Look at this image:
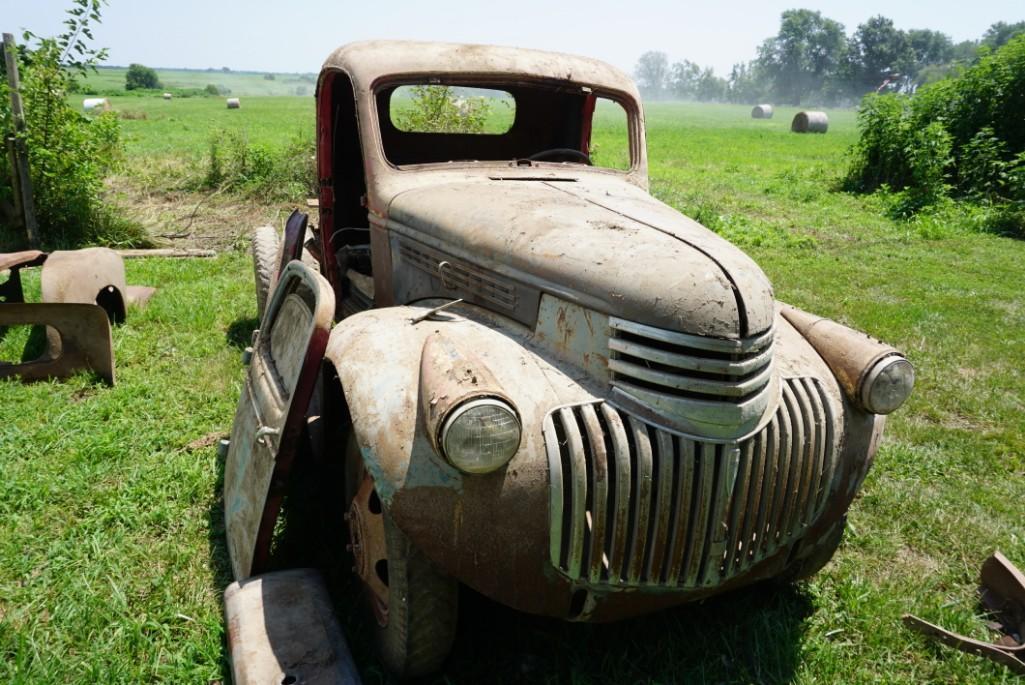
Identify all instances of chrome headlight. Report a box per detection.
[440,398,521,474]
[860,356,915,414]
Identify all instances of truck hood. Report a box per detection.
[386,175,774,338]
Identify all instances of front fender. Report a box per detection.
[324,304,593,616]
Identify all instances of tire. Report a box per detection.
[252,225,279,319]
[374,511,459,679]
[783,516,846,582]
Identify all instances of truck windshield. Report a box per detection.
[377,81,632,171]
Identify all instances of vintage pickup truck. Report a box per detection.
[223,40,914,678]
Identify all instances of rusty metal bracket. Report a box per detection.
[0,303,114,385]
[904,551,1025,676]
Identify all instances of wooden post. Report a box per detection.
[3,32,40,248]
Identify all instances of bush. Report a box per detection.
[0,1,147,248]
[844,33,1025,228]
[125,63,161,90]
[204,84,219,96]
[200,129,315,201]
[395,85,491,134]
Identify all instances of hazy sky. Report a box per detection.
[4,1,1023,76]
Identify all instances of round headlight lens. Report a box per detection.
[440,398,521,474]
[861,356,915,414]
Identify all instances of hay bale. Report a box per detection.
[791,111,828,133]
[82,98,111,112]
[226,98,241,109]
[751,104,773,119]
[162,92,172,100]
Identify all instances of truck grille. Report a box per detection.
[608,317,775,438]
[543,377,837,589]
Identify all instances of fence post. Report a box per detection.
[3,32,40,248]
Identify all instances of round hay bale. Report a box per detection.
[162,92,173,100]
[226,98,241,109]
[82,98,111,112]
[751,104,774,119]
[791,111,828,133]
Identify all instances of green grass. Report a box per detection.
[2,101,1024,683]
[80,65,317,97]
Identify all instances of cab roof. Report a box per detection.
[320,40,640,99]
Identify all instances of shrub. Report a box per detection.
[0,1,147,248]
[395,85,491,134]
[844,34,1025,225]
[125,63,161,90]
[200,129,315,201]
[204,84,219,96]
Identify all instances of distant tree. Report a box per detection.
[727,62,766,103]
[204,84,219,95]
[294,85,308,97]
[755,9,847,105]
[844,16,916,94]
[668,60,700,99]
[263,73,275,81]
[951,39,980,62]
[635,51,669,99]
[695,68,728,102]
[221,66,231,72]
[981,21,1025,49]
[125,63,160,90]
[907,29,954,69]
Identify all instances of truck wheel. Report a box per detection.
[252,225,279,318]
[345,437,458,678]
[783,516,846,582]
[374,511,458,678]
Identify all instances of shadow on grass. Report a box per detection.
[226,317,260,350]
[207,445,235,685]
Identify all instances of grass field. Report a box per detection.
[81,65,317,97]
[1,100,1023,683]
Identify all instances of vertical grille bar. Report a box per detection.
[543,414,565,569]
[625,416,653,584]
[558,407,588,579]
[601,405,633,584]
[578,405,608,583]
[682,441,713,586]
[664,437,693,584]
[646,429,675,583]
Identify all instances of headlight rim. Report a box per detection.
[438,395,522,474]
[859,354,915,415]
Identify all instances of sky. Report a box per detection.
[3,0,1023,77]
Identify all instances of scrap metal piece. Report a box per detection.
[0,250,46,304]
[904,551,1025,676]
[0,302,114,384]
[41,247,128,323]
[224,568,361,685]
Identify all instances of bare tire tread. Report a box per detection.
[377,513,458,678]
[252,225,279,318]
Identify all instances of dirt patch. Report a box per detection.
[895,545,941,576]
[105,171,304,252]
[185,432,224,452]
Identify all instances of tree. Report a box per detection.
[395,86,491,134]
[125,63,160,90]
[845,16,916,95]
[668,60,700,99]
[981,21,1025,50]
[755,9,847,105]
[1,0,143,248]
[634,51,669,99]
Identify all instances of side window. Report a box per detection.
[590,97,631,171]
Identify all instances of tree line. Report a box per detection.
[635,11,1025,105]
